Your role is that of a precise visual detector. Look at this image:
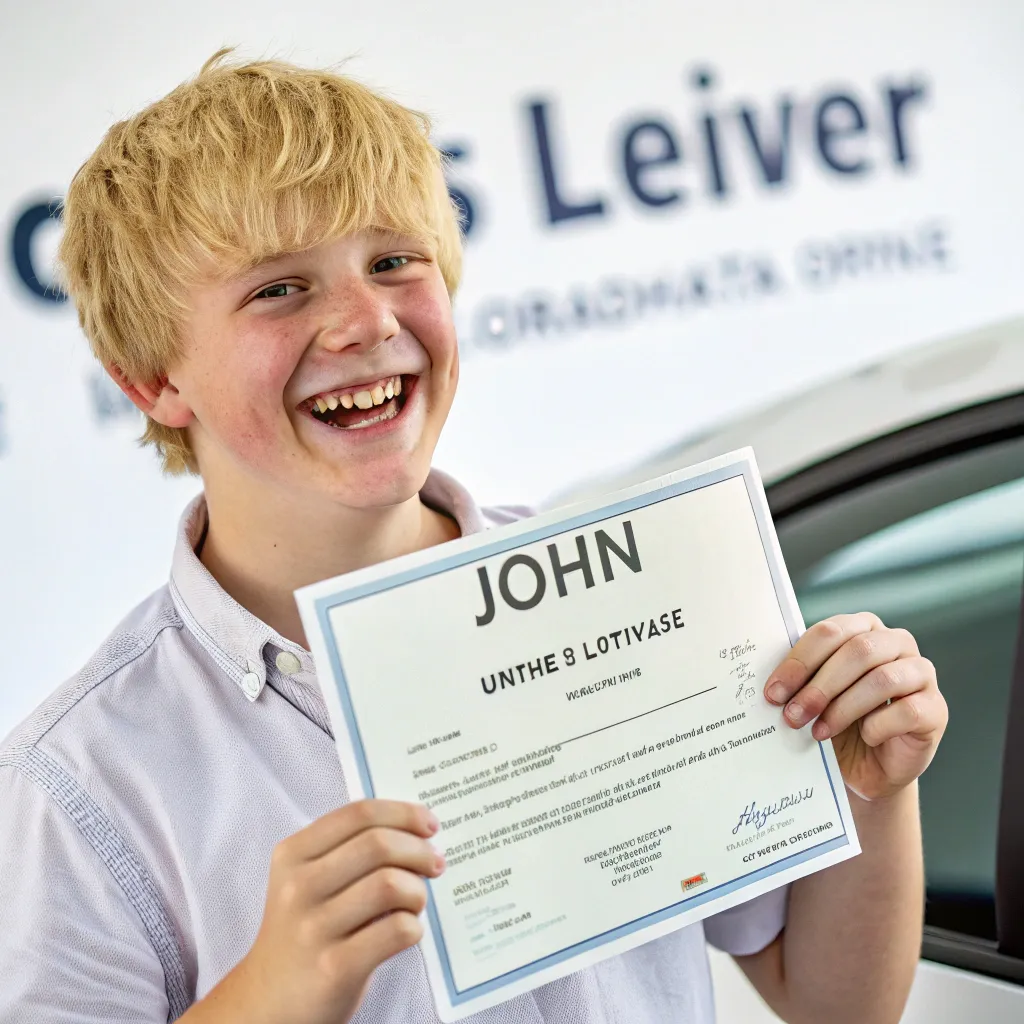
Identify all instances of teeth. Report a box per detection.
[311,376,406,417]
[345,400,400,430]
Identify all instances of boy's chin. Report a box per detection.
[325,461,431,511]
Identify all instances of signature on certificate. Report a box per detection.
[720,640,758,706]
[732,787,814,834]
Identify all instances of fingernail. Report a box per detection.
[812,721,830,741]
[434,853,446,874]
[766,682,787,704]
[426,810,440,833]
[785,702,805,724]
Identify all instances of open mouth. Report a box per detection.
[303,374,411,431]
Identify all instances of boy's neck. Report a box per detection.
[197,480,460,650]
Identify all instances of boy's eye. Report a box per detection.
[253,283,299,300]
[370,255,411,275]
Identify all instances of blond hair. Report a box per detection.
[58,48,463,475]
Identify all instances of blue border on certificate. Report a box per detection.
[312,461,849,1006]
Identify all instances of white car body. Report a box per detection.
[564,317,1024,503]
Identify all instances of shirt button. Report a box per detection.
[275,651,302,676]
[241,672,262,698]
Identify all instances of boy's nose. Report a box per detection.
[315,287,400,353]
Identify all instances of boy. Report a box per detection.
[0,51,946,1023]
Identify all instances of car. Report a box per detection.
[557,316,1024,1022]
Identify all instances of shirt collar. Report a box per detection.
[169,467,486,704]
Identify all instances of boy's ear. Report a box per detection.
[106,364,194,428]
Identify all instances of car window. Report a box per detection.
[775,438,1024,941]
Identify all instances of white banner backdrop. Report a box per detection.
[1,0,1023,731]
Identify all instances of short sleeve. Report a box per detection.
[702,886,789,957]
[0,763,172,1023]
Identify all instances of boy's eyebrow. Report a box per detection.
[367,225,434,251]
[375,228,417,247]
[226,253,296,291]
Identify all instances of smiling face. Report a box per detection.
[160,229,459,512]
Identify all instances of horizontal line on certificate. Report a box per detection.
[559,686,717,747]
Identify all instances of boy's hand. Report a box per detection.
[764,613,948,800]
[194,799,443,1024]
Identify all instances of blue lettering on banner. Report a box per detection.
[10,199,66,304]
[527,98,608,225]
[815,93,871,175]
[621,120,684,209]
[5,66,931,301]
[461,220,950,351]
[87,369,139,425]
[525,66,928,224]
[440,143,479,236]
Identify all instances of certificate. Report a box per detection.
[296,449,860,1021]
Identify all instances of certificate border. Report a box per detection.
[297,450,858,1017]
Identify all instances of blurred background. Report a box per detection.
[3,1,1023,1019]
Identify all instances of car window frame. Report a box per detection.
[997,581,1024,966]
[764,389,1024,988]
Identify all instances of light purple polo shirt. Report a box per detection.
[0,468,786,1023]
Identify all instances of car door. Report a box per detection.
[763,393,1024,1022]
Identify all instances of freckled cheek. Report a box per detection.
[235,332,300,394]
[403,295,458,372]
[200,339,298,454]
[205,403,280,462]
